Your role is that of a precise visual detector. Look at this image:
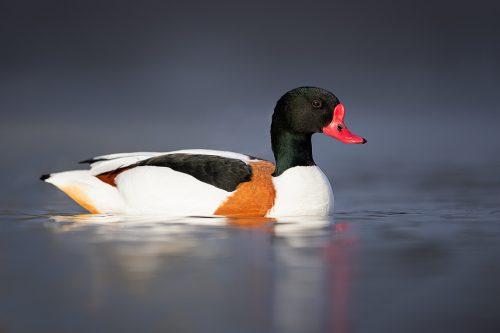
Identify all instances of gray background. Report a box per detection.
[1,0,499,205]
[1,3,500,333]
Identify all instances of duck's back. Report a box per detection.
[44,150,277,216]
[108,152,276,216]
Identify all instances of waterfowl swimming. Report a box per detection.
[41,87,366,217]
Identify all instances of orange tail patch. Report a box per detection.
[214,161,276,217]
[96,166,133,187]
[60,185,100,214]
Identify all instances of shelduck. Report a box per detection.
[41,87,366,217]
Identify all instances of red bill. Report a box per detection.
[322,104,366,144]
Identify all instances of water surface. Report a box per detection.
[1,178,499,333]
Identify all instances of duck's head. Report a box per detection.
[272,86,366,144]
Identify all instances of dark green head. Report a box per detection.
[270,86,366,176]
[271,86,340,135]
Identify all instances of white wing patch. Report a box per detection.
[116,166,232,216]
[87,149,259,175]
[88,152,162,175]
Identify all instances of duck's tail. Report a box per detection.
[41,170,125,214]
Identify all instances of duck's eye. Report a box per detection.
[312,100,322,108]
[337,125,343,132]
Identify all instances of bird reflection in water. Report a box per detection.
[47,214,358,333]
[326,223,358,333]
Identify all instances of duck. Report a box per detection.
[41,87,366,217]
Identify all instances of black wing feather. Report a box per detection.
[79,158,105,164]
[134,153,252,192]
